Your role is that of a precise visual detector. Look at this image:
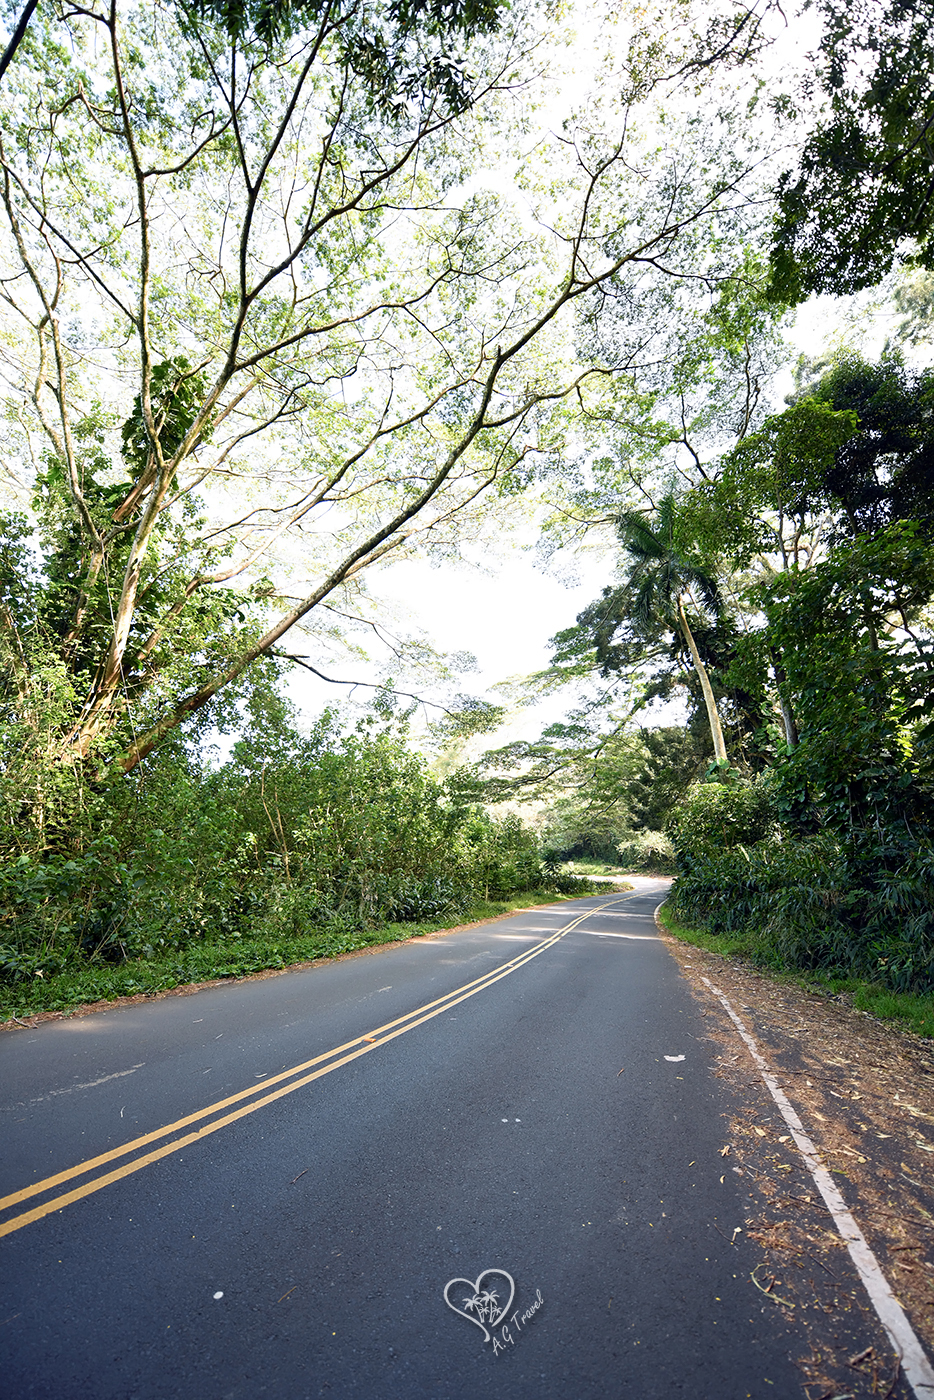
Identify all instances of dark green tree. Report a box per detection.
[769,0,934,299]
[583,495,730,764]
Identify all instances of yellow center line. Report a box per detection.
[0,893,638,1239]
[0,908,588,1214]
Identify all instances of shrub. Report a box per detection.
[666,777,778,861]
[615,829,677,874]
[0,714,577,984]
[669,834,934,994]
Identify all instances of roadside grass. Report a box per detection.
[0,887,619,1024]
[561,860,628,878]
[563,860,674,879]
[657,904,934,1040]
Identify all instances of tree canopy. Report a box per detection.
[769,0,934,299]
[0,0,774,823]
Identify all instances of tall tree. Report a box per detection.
[563,495,730,765]
[612,495,729,764]
[676,352,934,829]
[0,0,771,808]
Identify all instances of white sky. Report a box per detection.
[280,298,835,747]
[274,1,846,750]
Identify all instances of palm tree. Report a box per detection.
[479,1288,499,1320]
[616,494,729,766]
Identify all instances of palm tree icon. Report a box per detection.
[479,1288,499,1321]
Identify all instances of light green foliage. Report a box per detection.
[614,828,676,875]
[0,701,588,996]
[596,350,934,996]
[483,722,705,871]
[683,398,859,566]
[0,0,777,782]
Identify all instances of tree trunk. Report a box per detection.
[677,597,728,765]
[769,648,798,749]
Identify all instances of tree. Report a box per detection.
[754,523,934,842]
[802,354,934,541]
[588,495,729,763]
[0,0,506,91]
[0,0,772,819]
[769,0,934,300]
[675,352,934,836]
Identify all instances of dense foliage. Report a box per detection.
[769,0,934,299]
[656,355,934,991]
[514,342,934,994]
[0,700,585,1002]
[668,790,934,993]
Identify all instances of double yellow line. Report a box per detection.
[1,895,632,1240]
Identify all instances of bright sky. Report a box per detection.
[271,0,863,750]
[281,297,835,747]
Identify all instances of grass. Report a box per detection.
[656,903,934,1040]
[0,888,608,1024]
[561,860,629,878]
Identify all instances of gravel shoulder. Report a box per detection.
[658,909,934,1399]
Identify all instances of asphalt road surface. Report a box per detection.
[0,882,867,1397]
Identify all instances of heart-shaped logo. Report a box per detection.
[443,1269,515,1343]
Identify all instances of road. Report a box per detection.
[0,882,893,1397]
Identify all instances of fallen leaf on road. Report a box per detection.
[751,1264,794,1308]
[720,1145,731,1157]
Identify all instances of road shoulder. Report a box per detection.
[658,905,934,1398]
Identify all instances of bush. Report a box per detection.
[615,829,677,874]
[669,834,934,994]
[666,777,778,861]
[0,713,576,985]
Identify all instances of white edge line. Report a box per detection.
[653,902,934,1398]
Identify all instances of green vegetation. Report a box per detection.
[504,353,934,998]
[0,889,587,1023]
[656,355,934,999]
[0,694,600,1021]
[0,0,932,1031]
[769,0,934,299]
[657,905,934,1042]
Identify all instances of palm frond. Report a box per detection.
[616,509,666,561]
[681,563,722,616]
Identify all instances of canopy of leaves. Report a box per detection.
[188,0,507,113]
[811,354,934,539]
[684,352,934,569]
[769,0,934,299]
[756,521,934,839]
